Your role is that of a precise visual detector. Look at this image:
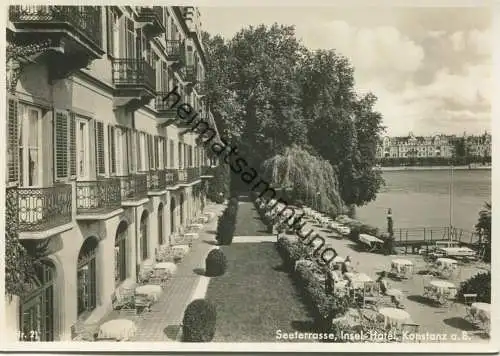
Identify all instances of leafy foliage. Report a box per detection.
[475,201,491,262]
[203,25,384,208]
[182,299,217,342]
[206,165,230,203]
[457,271,490,303]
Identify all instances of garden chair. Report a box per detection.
[362,281,382,309]
[463,293,478,322]
[112,286,136,313]
[149,269,168,289]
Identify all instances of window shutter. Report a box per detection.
[96,121,105,175]
[163,138,168,168]
[147,134,153,170]
[136,131,141,171]
[130,129,136,173]
[54,110,69,180]
[108,125,116,174]
[106,8,113,55]
[154,136,159,169]
[7,97,19,184]
[69,112,76,177]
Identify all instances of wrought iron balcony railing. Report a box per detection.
[186,167,201,182]
[17,184,72,232]
[178,168,188,184]
[117,174,148,201]
[76,179,122,215]
[9,6,103,48]
[135,7,165,36]
[165,168,179,186]
[201,166,215,176]
[155,92,179,115]
[165,40,184,62]
[147,170,167,191]
[111,58,156,92]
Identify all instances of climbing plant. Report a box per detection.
[6,39,53,92]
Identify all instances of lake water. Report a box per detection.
[356,169,491,232]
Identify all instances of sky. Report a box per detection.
[200,6,492,136]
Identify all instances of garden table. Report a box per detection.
[439,247,476,258]
[172,244,190,255]
[332,256,345,264]
[154,262,177,275]
[184,232,199,240]
[189,223,204,231]
[428,280,457,304]
[140,259,155,272]
[98,319,137,341]
[390,259,414,279]
[435,258,458,269]
[135,284,162,302]
[378,307,411,327]
[345,272,373,289]
[199,216,209,224]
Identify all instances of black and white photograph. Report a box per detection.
[2,1,495,352]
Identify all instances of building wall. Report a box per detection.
[7,5,216,341]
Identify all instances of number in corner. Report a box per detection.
[18,330,40,341]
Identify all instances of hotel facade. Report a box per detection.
[376,132,492,160]
[5,6,219,341]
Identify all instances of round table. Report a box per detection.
[345,273,373,289]
[185,232,199,240]
[189,223,203,231]
[135,284,163,302]
[436,258,458,268]
[154,262,177,275]
[379,307,411,327]
[98,319,137,341]
[429,280,456,301]
[333,256,345,264]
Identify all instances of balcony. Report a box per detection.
[117,174,148,205]
[165,169,180,188]
[187,167,202,182]
[155,92,193,128]
[201,166,215,179]
[178,169,188,185]
[135,7,165,38]
[8,6,104,82]
[147,170,167,194]
[76,179,122,219]
[112,58,156,110]
[165,40,183,63]
[184,65,197,85]
[16,185,73,239]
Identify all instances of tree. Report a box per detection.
[475,201,491,262]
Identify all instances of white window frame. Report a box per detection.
[18,103,43,187]
[75,116,91,180]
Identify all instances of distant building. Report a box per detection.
[376,132,492,160]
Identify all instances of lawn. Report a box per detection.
[205,242,315,342]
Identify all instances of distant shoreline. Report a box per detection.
[378,165,491,171]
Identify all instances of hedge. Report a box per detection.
[457,271,490,303]
[215,198,238,245]
[182,299,217,342]
[205,248,228,277]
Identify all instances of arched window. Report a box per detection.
[77,237,98,316]
[20,260,55,341]
[115,221,127,285]
[140,211,149,260]
[158,203,164,245]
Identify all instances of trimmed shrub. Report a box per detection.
[215,199,238,245]
[457,271,491,303]
[205,249,227,277]
[182,299,217,342]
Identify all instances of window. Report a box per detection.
[77,238,98,316]
[54,110,69,180]
[163,138,168,168]
[125,17,135,59]
[158,204,164,246]
[115,222,127,285]
[7,98,19,184]
[106,7,120,57]
[158,137,164,169]
[95,121,105,175]
[178,142,182,168]
[138,132,147,171]
[140,212,149,260]
[76,118,89,179]
[147,134,154,170]
[18,104,43,186]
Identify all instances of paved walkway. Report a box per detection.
[98,203,225,342]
